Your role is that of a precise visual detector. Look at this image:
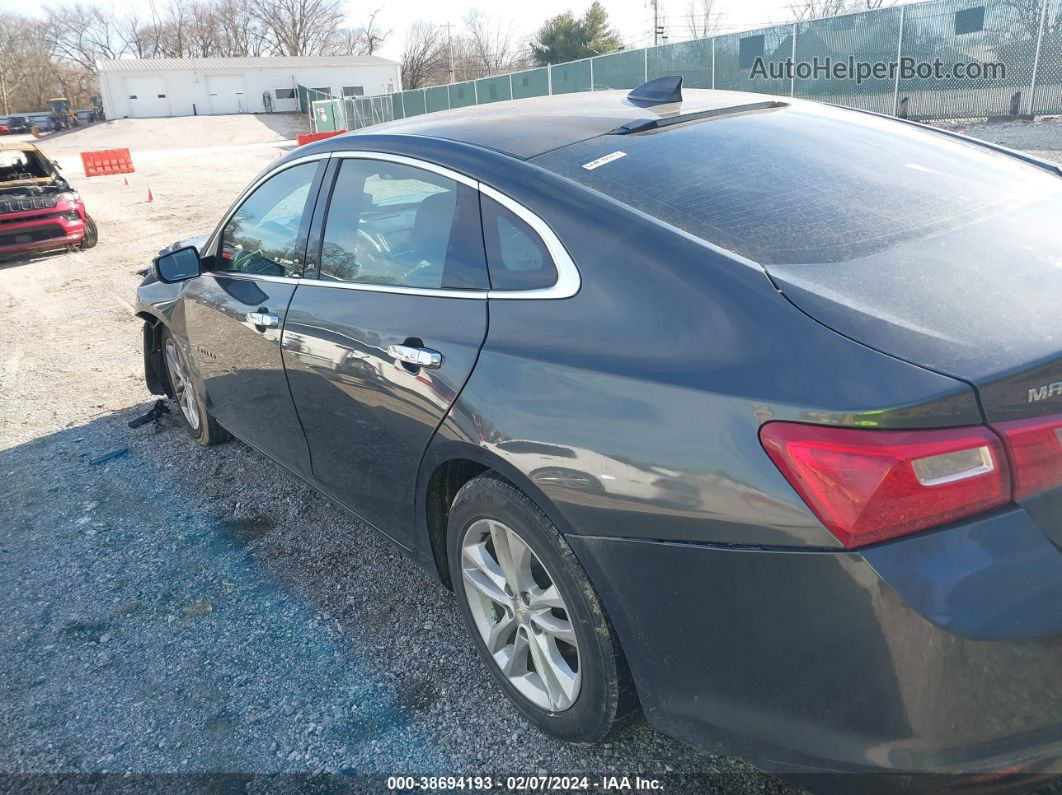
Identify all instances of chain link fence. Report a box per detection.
[312,0,1062,133]
[305,85,397,132]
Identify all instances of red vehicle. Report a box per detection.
[0,142,97,257]
[0,121,11,135]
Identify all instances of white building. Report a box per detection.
[96,55,401,119]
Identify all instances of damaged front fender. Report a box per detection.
[140,317,170,397]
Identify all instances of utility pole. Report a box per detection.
[444,21,455,84]
[652,0,665,46]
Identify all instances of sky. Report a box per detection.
[0,0,810,62]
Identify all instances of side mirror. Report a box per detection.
[153,245,201,284]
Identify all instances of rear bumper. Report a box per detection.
[0,201,85,256]
[568,503,1062,774]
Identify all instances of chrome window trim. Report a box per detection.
[307,281,487,299]
[478,183,580,300]
[208,272,302,286]
[213,271,487,299]
[208,149,581,301]
[331,150,478,189]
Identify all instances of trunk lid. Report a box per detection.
[766,174,1062,423]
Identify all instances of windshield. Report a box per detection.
[532,103,1062,265]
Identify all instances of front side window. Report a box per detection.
[481,195,558,291]
[317,158,488,290]
[218,162,318,277]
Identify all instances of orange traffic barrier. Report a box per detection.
[81,148,134,177]
[296,129,347,147]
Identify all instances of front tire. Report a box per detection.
[447,473,637,742]
[79,215,98,249]
[161,328,229,446]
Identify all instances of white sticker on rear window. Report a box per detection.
[582,151,626,170]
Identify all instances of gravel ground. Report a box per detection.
[1,112,1061,792]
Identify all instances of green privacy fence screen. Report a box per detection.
[512,68,549,99]
[316,0,1062,132]
[476,75,513,103]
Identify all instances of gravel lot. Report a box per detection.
[2,112,1061,791]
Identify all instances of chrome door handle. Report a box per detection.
[388,344,443,369]
[247,312,279,328]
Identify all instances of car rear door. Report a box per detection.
[182,156,327,475]
[281,154,489,546]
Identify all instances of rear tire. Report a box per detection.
[161,327,229,446]
[447,473,637,743]
[79,215,98,249]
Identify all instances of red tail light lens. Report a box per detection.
[759,423,1010,548]
[992,413,1062,499]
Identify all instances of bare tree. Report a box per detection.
[401,20,446,89]
[790,0,894,19]
[43,3,126,73]
[118,8,155,58]
[251,0,347,56]
[790,0,858,20]
[0,14,37,114]
[158,0,191,56]
[463,10,515,78]
[214,0,270,56]
[187,1,222,57]
[344,9,389,56]
[2,12,97,112]
[686,0,722,39]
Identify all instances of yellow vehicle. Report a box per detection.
[48,98,79,131]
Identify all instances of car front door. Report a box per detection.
[281,154,490,546]
[182,156,326,475]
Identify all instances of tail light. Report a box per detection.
[759,423,1010,548]
[993,413,1062,499]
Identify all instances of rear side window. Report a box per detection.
[480,195,558,290]
[532,104,1062,265]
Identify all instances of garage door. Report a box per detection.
[206,75,247,115]
[124,77,170,118]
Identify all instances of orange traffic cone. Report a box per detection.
[146,188,154,202]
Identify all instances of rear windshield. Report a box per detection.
[532,104,1062,265]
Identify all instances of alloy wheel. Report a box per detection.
[460,518,581,711]
[164,338,201,432]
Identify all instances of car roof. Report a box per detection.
[350,88,782,159]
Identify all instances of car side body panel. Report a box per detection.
[282,287,488,548]
[183,274,312,475]
[408,143,981,550]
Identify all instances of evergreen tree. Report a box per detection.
[531,2,622,66]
